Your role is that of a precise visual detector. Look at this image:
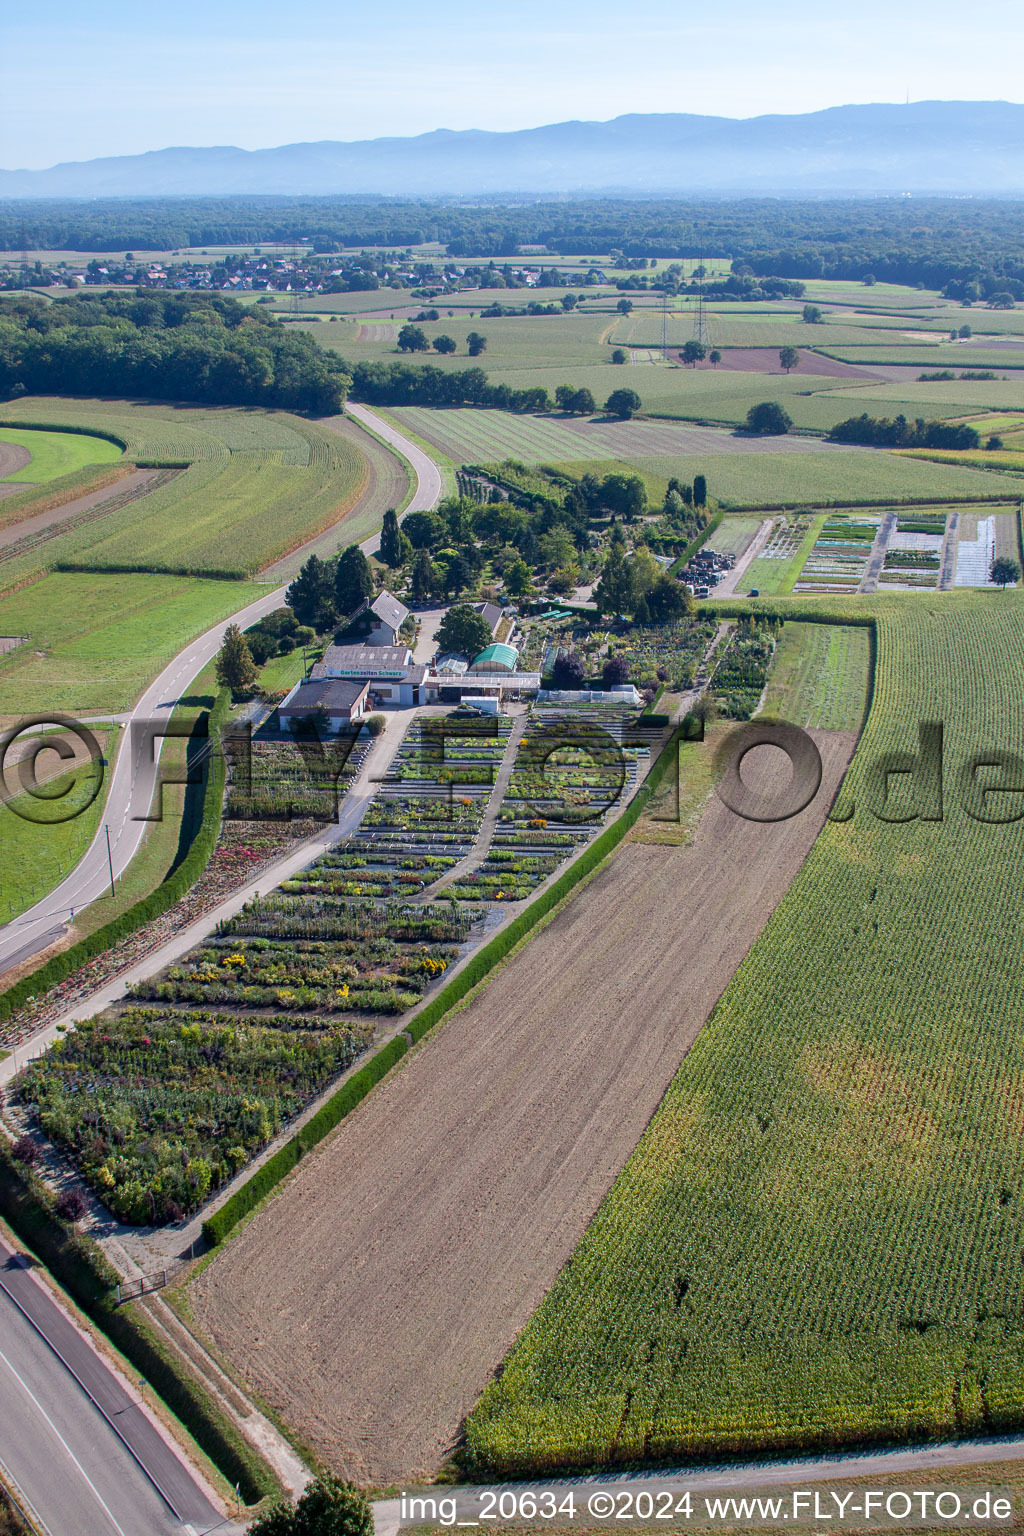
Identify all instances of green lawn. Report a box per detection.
[0,572,273,714]
[0,427,123,483]
[0,728,118,923]
[758,620,872,730]
[465,591,1024,1476]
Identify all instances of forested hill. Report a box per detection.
[0,292,350,413]
[2,102,1023,198]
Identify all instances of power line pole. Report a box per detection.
[692,236,711,350]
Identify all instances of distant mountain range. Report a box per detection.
[3,102,1024,199]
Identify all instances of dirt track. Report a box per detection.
[0,467,155,550]
[0,441,32,481]
[191,731,857,1484]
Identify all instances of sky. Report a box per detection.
[1,0,1021,169]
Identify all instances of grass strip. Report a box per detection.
[0,690,229,1025]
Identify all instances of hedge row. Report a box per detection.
[0,1141,277,1504]
[0,690,230,1026]
[55,560,244,582]
[0,417,130,451]
[202,728,682,1249]
[669,509,724,575]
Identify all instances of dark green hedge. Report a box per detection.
[202,1035,410,1246]
[202,728,682,1250]
[0,690,230,1026]
[0,417,130,451]
[669,509,724,575]
[55,560,245,581]
[0,1142,276,1504]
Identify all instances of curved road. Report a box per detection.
[0,404,441,977]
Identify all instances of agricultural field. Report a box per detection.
[0,572,268,715]
[463,593,1024,1477]
[758,621,872,731]
[189,726,858,1483]
[792,512,880,594]
[0,399,367,581]
[387,406,1024,511]
[705,515,763,559]
[0,426,123,483]
[736,515,821,596]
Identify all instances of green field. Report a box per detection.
[624,452,1024,509]
[0,572,271,714]
[0,399,366,580]
[705,516,763,558]
[465,592,1024,1475]
[758,620,872,730]
[737,514,825,595]
[0,427,123,483]
[0,730,118,922]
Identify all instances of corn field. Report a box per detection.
[464,594,1024,1475]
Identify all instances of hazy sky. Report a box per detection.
[1,0,1020,168]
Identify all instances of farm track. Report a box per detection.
[0,467,177,568]
[190,730,858,1485]
[0,442,32,479]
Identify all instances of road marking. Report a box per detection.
[0,1344,130,1536]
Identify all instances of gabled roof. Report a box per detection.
[352,589,410,632]
[476,601,504,631]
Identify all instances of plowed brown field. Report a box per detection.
[190,730,858,1484]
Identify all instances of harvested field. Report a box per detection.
[190,729,857,1485]
[681,348,881,379]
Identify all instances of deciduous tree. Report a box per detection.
[605,387,641,419]
[436,604,493,656]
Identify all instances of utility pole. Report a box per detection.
[104,824,115,898]
[693,235,711,351]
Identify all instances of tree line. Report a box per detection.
[0,291,350,413]
[4,198,1024,295]
[826,413,981,449]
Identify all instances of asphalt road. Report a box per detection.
[0,404,441,978]
[345,400,443,513]
[0,1237,228,1536]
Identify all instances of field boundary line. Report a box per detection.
[201,723,682,1248]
